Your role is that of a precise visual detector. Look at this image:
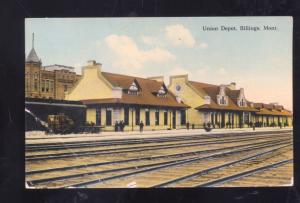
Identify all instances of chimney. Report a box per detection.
[227,82,236,90]
[239,88,245,98]
[87,60,96,66]
[83,60,102,72]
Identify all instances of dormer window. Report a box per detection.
[220,96,226,105]
[217,85,228,106]
[238,99,246,107]
[128,81,139,95]
[157,86,167,97]
[237,88,247,107]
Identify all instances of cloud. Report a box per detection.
[141,36,158,46]
[105,35,175,70]
[165,24,196,47]
[199,42,208,49]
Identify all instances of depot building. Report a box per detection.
[66,60,292,131]
[168,74,292,128]
[65,60,189,131]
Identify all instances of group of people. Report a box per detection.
[114,120,145,132]
[114,120,125,132]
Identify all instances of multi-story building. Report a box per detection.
[25,34,81,100]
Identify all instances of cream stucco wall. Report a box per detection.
[168,75,205,126]
[85,106,187,131]
[65,64,113,101]
[86,108,96,124]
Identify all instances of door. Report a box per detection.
[221,112,225,128]
[172,110,176,129]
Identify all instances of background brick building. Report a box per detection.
[25,33,81,100]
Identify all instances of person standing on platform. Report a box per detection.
[120,120,124,131]
[114,121,119,132]
[186,121,190,130]
[139,121,144,133]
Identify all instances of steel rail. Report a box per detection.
[25,134,291,161]
[26,138,290,175]
[26,130,292,150]
[27,141,291,187]
[25,131,292,152]
[151,147,292,188]
[197,159,293,187]
[62,142,292,188]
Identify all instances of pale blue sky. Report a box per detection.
[25,17,293,110]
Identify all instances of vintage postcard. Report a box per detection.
[25,17,293,188]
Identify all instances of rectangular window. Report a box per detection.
[164,111,168,125]
[41,80,45,92]
[243,112,249,124]
[180,110,186,125]
[34,79,38,91]
[106,109,112,126]
[64,85,68,92]
[45,80,49,92]
[96,108,101,125]
[135,108,140,125]
[211,112,214,125]
[155,109,159,126]
[50,81,54,92]
[124,107,129,125]
[145,109,150,126]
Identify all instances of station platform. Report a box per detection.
[25,127,293,144]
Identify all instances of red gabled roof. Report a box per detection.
[253,102,292,116]
[189,80,257,112]
[81,72,189,108]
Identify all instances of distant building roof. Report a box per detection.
[43,64,75,71]
[26,33,41,64]
[189,80,257,112]
[26,48,40,63]
[253,102,292,116]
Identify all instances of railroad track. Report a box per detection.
[25,132,291,161]
[217,161,293,187]
[84,144,292,188]
[151,148,292,188]
[25,130,293,188]
[197,159,292,187]
[26,139,292,188]
[26,130,292,151]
